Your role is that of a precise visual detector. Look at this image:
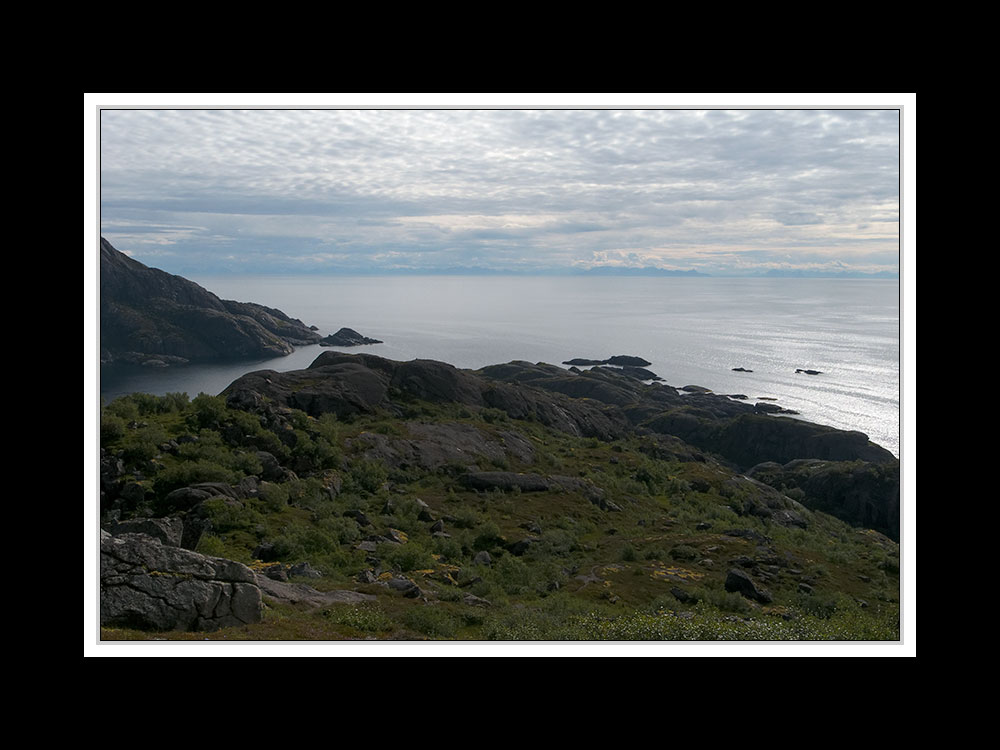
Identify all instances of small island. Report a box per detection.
[319,328,384,347]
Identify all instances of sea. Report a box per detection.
[98,275,903,459]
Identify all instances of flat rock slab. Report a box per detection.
[254,574,376,607]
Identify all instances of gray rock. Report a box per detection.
[344,509,372,526]
[460,471,552,493]
[462,593,493,607]
[386,577,422,598]
[107,517,184,547]
[472,550,492,567]
[289,561,323,579]
[100,531,262,631]
[724,568,773,604]
[255,573,375,607]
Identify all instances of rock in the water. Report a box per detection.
[605,355,652,367]
[100,531,263,631]
[319,327,383,347]
[561,355,653,367]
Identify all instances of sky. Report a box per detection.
[93,96,906,277]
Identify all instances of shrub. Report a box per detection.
[323,603,393,634]
[379,541,436,573]
[101,413,127,443]
[118,423,169,464]
[189,393,228,429]
[195,534,229,558]
[402,605,461,638]
[258,482,290,512]
[198,496,263,533]
[472,521,505,552]
[344,459,388,495]
[670,544,699,561]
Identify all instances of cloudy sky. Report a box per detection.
[95,98,904,277]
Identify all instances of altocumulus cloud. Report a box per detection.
[99,108,900,276]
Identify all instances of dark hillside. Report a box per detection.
[99,238,321,366]
[98,352,901,642]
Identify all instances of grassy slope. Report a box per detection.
[99,393,900,642]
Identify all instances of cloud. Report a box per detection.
[99,107,901,276]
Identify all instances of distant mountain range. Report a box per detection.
[100,238,322,367]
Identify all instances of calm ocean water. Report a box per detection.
[99,275,901,458]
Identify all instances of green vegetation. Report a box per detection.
[99,391,900,642]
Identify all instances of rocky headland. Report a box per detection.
[101,238,331,367]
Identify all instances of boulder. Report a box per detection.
[724,568,773,604]
[107,517,184,547]
[100,531,263,631]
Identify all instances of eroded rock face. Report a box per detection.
[100,530,262,632]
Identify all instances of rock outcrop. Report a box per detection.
[319,327,383,347]
[100,238,321,366]
[100,529,263,631]
[747,458,900,540]
[220,352,899,538]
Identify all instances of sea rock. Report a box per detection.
[561,355,653,367]
[605,355,653,367]
[100,530,263,631]
[319,327,383,347]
